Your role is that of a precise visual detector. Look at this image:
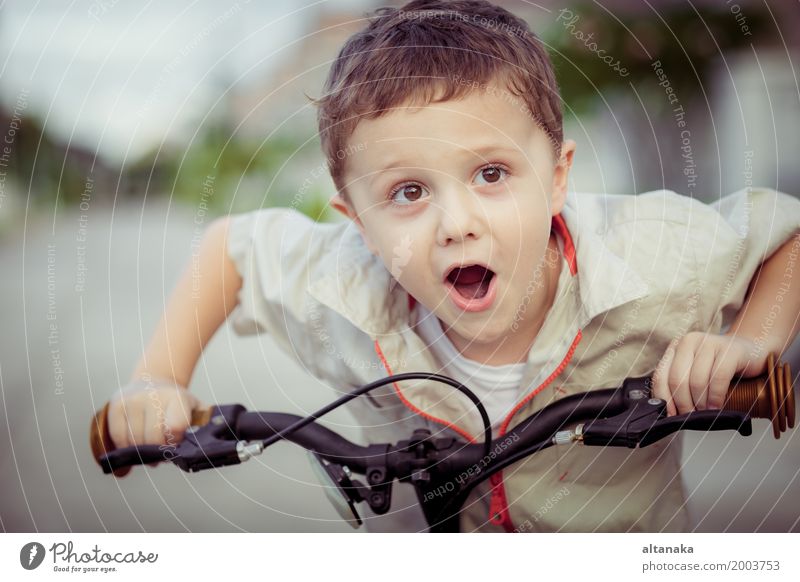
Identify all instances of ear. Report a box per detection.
[550,139,576,216]
[329,193,380,256]
[330,192,356,221]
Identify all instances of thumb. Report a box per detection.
[732,341,769,378]
[652,339,678,417]
[163,390,202,443]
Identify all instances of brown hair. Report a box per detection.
[312,0,563,201]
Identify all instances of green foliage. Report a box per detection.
[2,109,333,222]
[131,120,328,219]
[542,3,770,117]
[0,112,87,209]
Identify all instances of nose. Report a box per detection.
[435,182,486,247]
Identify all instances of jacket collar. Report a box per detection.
[559,194,650,324]
[306,220,408,340]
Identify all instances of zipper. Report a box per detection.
[487,329,583,531]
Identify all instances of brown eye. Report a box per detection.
[482,167,501,183]
[390,183,426,204]
[403,185,423,200]
[475,165,508,186]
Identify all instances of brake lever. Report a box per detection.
[640,409,752,447]
[98,404,259,474]
[98,444,165,473]
[580,397,752,449]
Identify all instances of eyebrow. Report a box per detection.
[369,143,523,189]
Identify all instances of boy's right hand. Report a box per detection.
[107,380,202,450]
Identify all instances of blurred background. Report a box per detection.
[1,0,799,532]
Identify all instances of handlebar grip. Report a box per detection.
[722,353,795,439]
[89,401,212,477]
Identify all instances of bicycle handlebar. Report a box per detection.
[89,353,795,532]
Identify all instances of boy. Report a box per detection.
[107,0,800,532]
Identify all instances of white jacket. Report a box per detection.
[227,187,800,532]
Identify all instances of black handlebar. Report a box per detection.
[97,376,760,531]
[237,412,373,469]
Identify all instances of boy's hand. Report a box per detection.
[652,332,768,416]
[107,380,202,450]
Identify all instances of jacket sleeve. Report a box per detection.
[226,207,327,338]
[695,188,800,332]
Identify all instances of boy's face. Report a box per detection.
[331,84,575,351]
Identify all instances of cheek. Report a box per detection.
[492,206,551,274]
[491,195,549,234]
[363,224,423,276]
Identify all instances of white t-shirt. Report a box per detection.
[412,302,526,435]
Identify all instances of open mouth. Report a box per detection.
[445,264,496,300]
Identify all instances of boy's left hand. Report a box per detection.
[652,332,769,416]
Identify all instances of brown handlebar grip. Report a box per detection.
[722,353,795,439]
[89,401,212,477]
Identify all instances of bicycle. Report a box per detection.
[90,353,795,533]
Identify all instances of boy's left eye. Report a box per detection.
[473,164,509,186]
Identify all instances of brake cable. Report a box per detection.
[258,372,494,459]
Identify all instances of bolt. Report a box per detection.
[629,389,645,400]
[648,398,663,406]
[411,470,430,482]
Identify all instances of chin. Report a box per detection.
[453,319,508,342]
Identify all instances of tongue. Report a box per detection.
[451,266,492,299]
[456,279,490,299]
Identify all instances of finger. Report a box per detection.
[653,339,678,416]
[707,350,740,410]
[163,394,193,445]
[688,340,717,411]
[127,399,146,447]
[144,399,167,446]
[142,405,168,467]
[668,336,698,415]
[107,400,129,450]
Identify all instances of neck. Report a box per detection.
[445,233,563,366]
